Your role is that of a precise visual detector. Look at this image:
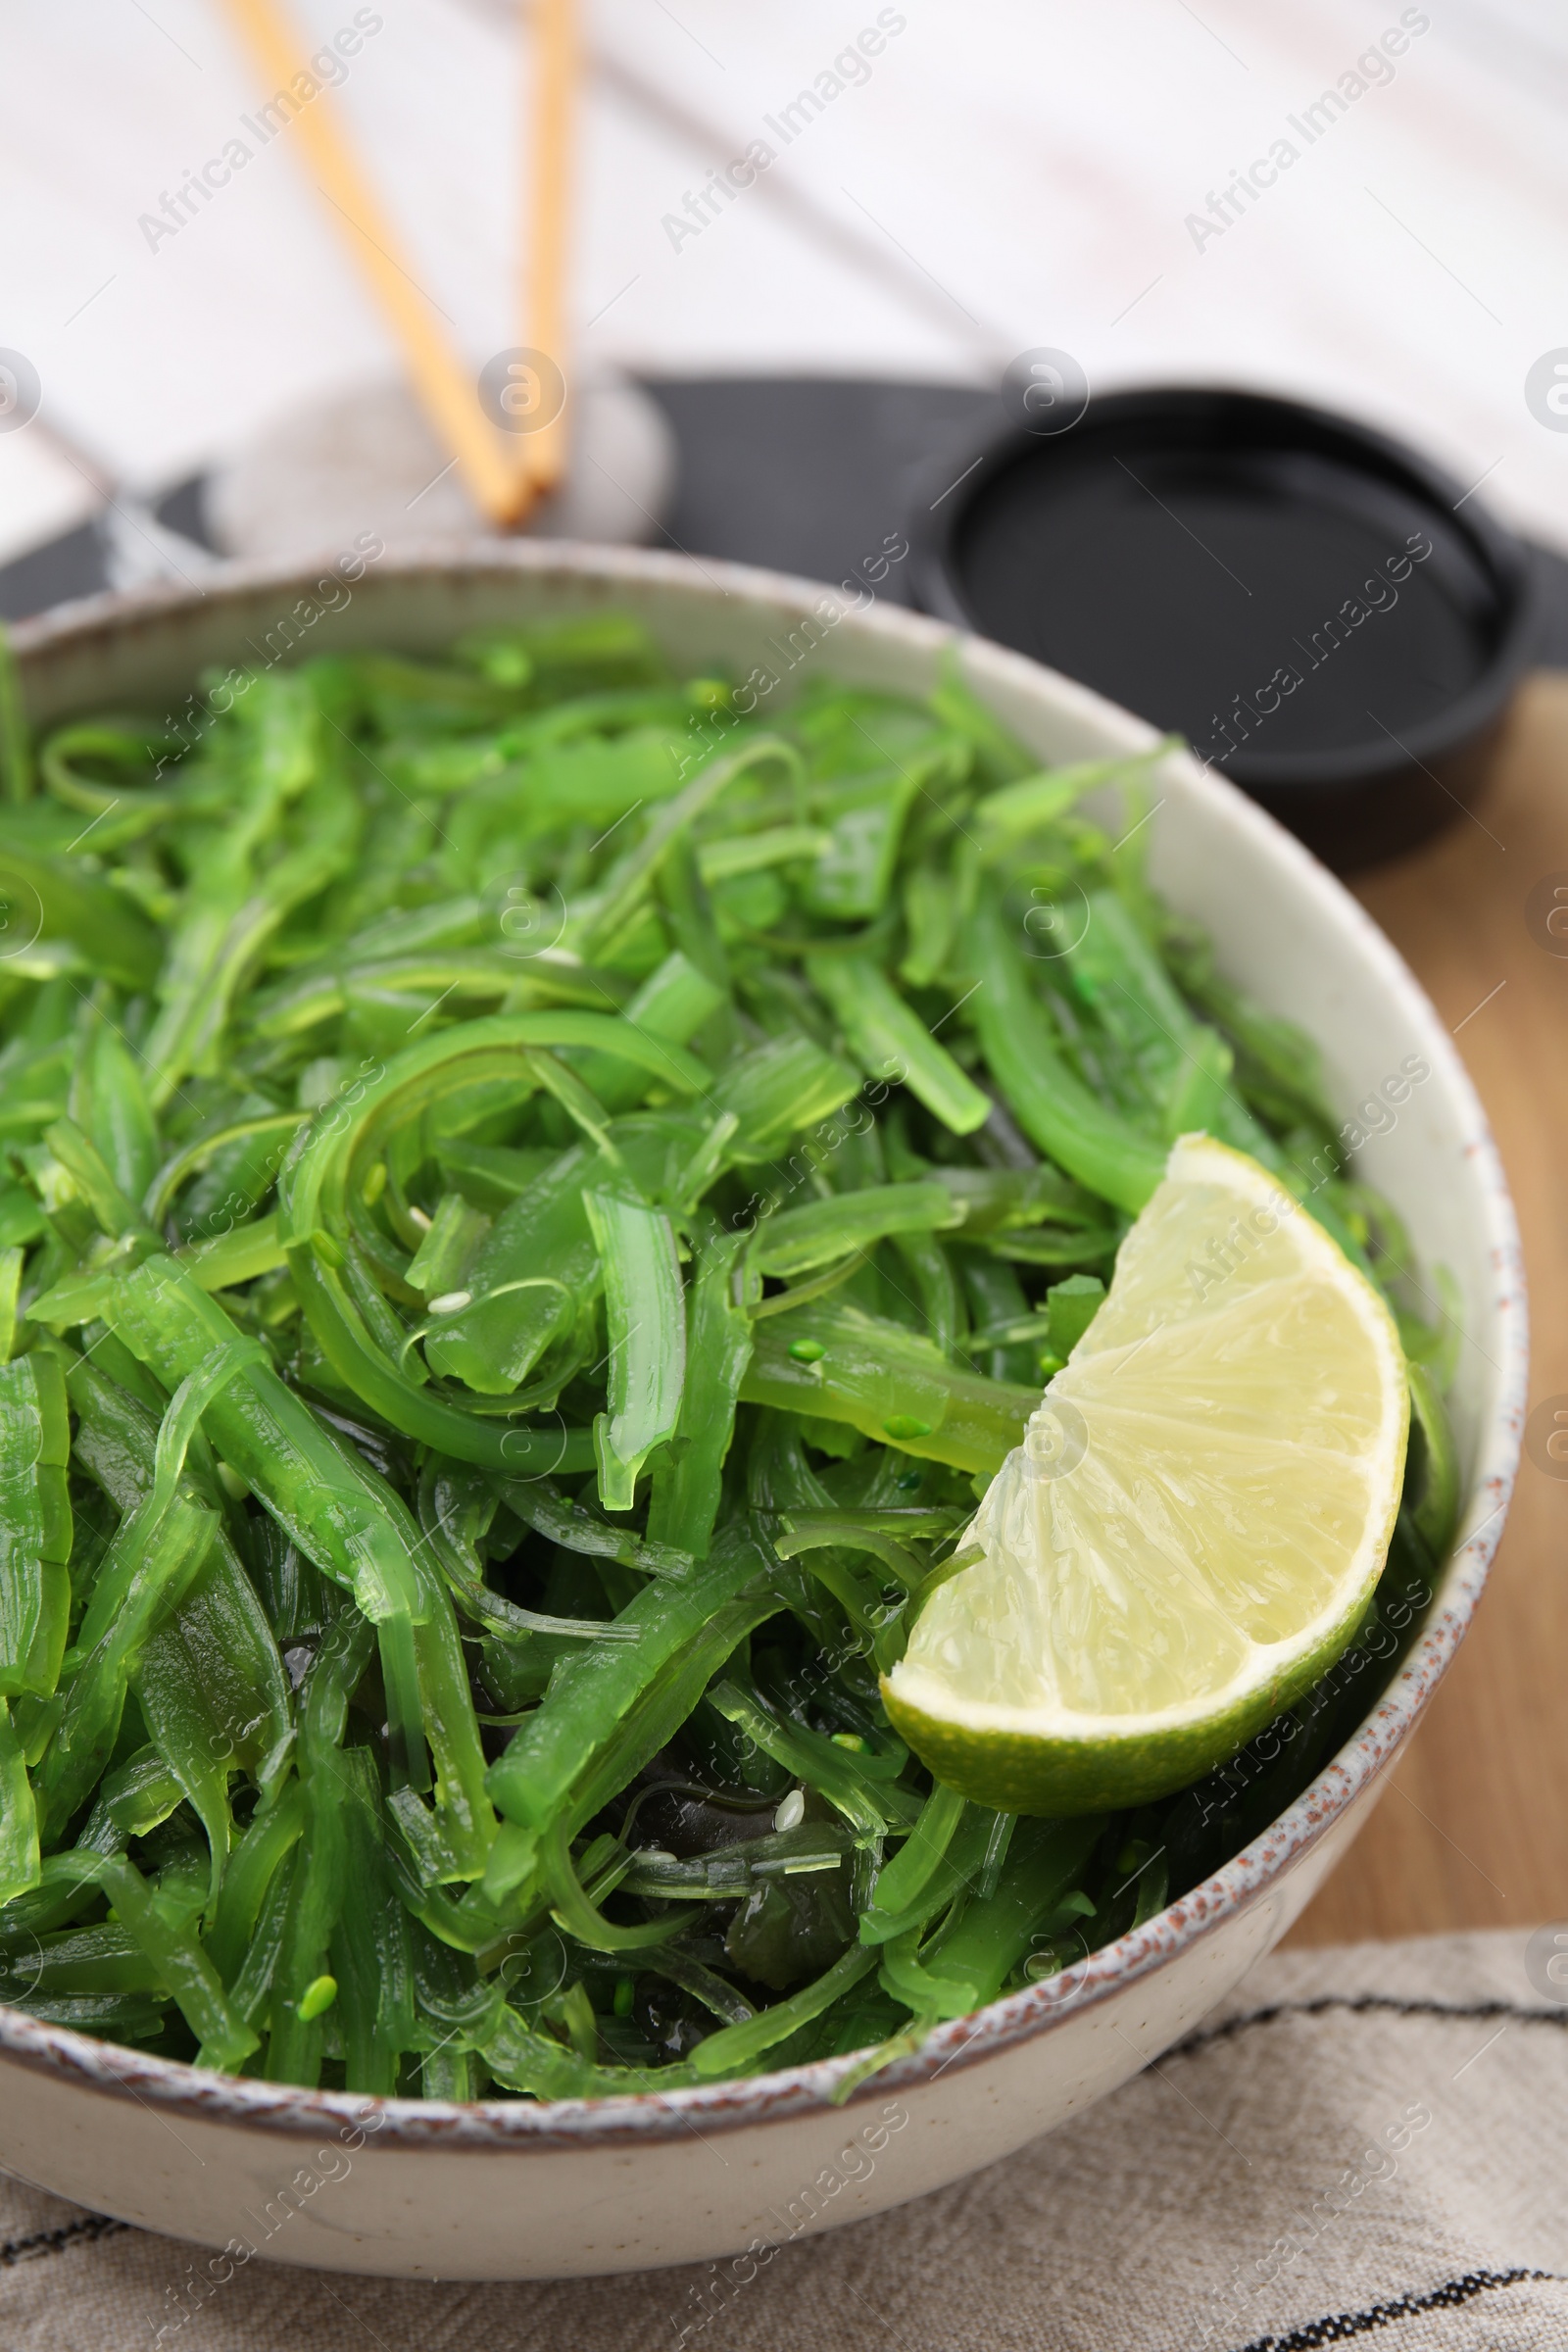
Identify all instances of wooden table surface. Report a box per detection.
[1288,672,1568,1948]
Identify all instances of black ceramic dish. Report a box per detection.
[908,385,1539,871]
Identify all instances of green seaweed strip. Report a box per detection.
[76,1851,258,2069]
[809,956,991,1137]
[647,1222,754,1557]
[485,1532,768,1839]
[743,1297,1037,1474]
[0,1348,71,1699]
[966,893,1165,1212]
[265,1612,372,2085]
[691,1944,878,2077]
[205,1778,306,1984]
[584,1190,686,1511]
[0,1698,38,1903]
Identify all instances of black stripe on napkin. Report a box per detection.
[0,2214,129,2269]
[1230,2266,1559,2350]
[1171,1994,1568,2062]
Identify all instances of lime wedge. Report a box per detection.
[883,1137,1410,1815]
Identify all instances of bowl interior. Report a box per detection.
[5,544,1524,2130]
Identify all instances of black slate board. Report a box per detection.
[7,375,1568,665]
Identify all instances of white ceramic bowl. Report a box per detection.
[0,546,1526,2280]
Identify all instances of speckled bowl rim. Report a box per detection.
[0,540,1527,2152]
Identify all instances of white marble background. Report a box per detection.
[3,0,1567,563]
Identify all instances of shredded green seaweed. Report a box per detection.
[0,613,1455,2094]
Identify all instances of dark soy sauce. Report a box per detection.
[953,433,1499,781]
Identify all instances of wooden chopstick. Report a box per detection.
[523,0,577,497]
[220,0,572,531]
